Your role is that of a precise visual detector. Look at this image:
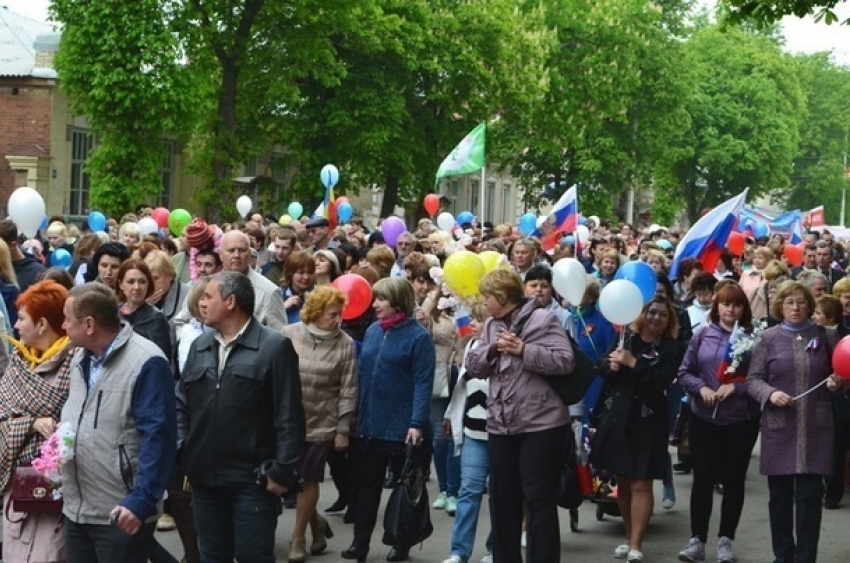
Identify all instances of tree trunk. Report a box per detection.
[381,174,399,218]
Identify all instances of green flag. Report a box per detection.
[435,122,486,185]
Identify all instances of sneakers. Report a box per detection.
[480,554,492,563]
[627,549,645,562]
[442,556,465,563]
[678,537,705,562]
[432,491,448,510]
[156,514,176,531]
[446,496,458,516]
[614,544,630,559]
[716,537,735,563]
[662,482,676,510]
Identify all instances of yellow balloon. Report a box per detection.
[279,214,293,226]
[443,251,486,297]
[478,250,508,273]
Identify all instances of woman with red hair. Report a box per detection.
[0,280,75,562]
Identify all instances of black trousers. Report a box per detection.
[489,424,568,563]
[825,417,850,503]
[688,414,759,542]
[768,474,824,563]
[66,520,156,563]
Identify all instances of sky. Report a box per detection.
[4,0,850,64]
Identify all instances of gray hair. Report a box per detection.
[69,282,120,330]
[797,269,827,288]
[213,271,255,316]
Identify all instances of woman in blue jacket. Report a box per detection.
[342,277,435,563]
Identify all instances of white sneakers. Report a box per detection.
[615,544,630,559]
[678,537,706,562]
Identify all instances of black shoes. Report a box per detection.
[341,545,368,562]
[824,497,842,509]
[325,498,347,513]
[673,462,692,474]
[387,546,410,562]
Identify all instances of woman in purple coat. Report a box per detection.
[465,269,575,563]
[677,284,761,563]
[748,281,844,563]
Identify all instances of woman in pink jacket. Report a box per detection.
[465,269,575,563]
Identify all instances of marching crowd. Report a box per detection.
[0,206,846,563]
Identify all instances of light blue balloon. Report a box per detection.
[656,239,672,250]
[519,213,537,236]
[39,216,48,231]
[320,164,339,189]
[88,211,107,233]
[578,216,588,226]
[51,248,72,269]
[753,222,769,238]
[337,202,353,223]
[288,202,304,220]
[457,211,474,225]
[563,235,576,245]
[615,260,657,304]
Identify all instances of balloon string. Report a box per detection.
[619,329,626,349]
[793,378,828,401]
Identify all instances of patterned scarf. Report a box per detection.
[0,344,74,492]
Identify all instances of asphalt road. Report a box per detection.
[157,443,850,562]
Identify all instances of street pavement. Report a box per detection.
[157,443,850,562]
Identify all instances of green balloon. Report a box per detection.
[168,209,192,236]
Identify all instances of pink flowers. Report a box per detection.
[31,422,75,499]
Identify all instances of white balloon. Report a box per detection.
[589,215,600,228]
[576,225,590,243]
[437,211,456,232]
[599,279,644,326]
[236,195,252,218]
[649,224,661,233]
[536,215,548,228]
[138,217,159,235]
[552,258,587,306]
[8,187,45,239]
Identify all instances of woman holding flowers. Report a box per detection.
[676,284,761,563]
[748,281,843,563]
[0,280,75,562]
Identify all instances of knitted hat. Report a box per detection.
[184,218,216,249]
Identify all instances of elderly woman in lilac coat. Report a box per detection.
[748,281,844,563]
[465,269,574,563]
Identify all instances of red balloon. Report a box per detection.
[152,207,170,229]
[424,193,440,217]
[332,274,373,321]
[833,336,850,379]
[783,244,803,267]
[796,241,806,251]
[727,232,745,256]
[336,196,348,205]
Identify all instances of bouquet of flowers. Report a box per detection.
[717,320,767,385]
[31,422,76,500]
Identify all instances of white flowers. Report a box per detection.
[728,320,767,374]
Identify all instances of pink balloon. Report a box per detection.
[381,216,407,248]
[152,207,170,229]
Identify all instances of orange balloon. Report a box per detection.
[783,244,803,267]
[424,194,440,216]
[727,232,745,256]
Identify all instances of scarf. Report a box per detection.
[303,322,340,341]
[6,335,71,371]
[380,312,408,331]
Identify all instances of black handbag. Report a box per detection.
[555,430,583,509]
[514,300,598,406]
[382,443,434,547]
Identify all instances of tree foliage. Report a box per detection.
[722,0,848,26]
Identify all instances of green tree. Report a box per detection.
[51,0,200,216]
[722,0,848,25]
[666,26,805,223]
[783,52,850,224]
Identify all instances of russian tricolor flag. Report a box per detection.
[670,189,748,281]
[455,306,474,338]
[534,185,578,252]
[716,323,746,384]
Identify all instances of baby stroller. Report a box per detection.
[562,420,595,531]
[590,468,622,521]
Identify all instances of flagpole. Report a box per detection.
[480,166,486,225]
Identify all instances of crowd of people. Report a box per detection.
[0,205,846,563]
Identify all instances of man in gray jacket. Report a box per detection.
[176,271,305,562]
[61,283,176,562]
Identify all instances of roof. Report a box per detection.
[0,6,57,78]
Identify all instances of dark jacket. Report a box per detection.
[121,303,172,360]
[12,255,44,294]
[176,318,305,489]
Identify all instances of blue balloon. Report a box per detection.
[50,248,72,269]
[337,201,353,223]
[320,164,339,189]
[656,239,672,250]
[753,222,770,238]
[578,216,588,226]
[615,260,657,304]
[457,211,474,225]
[519,213,537,236]
[39,216,48,231]
[563,235,576,245]
[88,211,107,233]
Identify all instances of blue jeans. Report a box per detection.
[192,484,281,563]
[450,436,494,560]
[430,398,460,497]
